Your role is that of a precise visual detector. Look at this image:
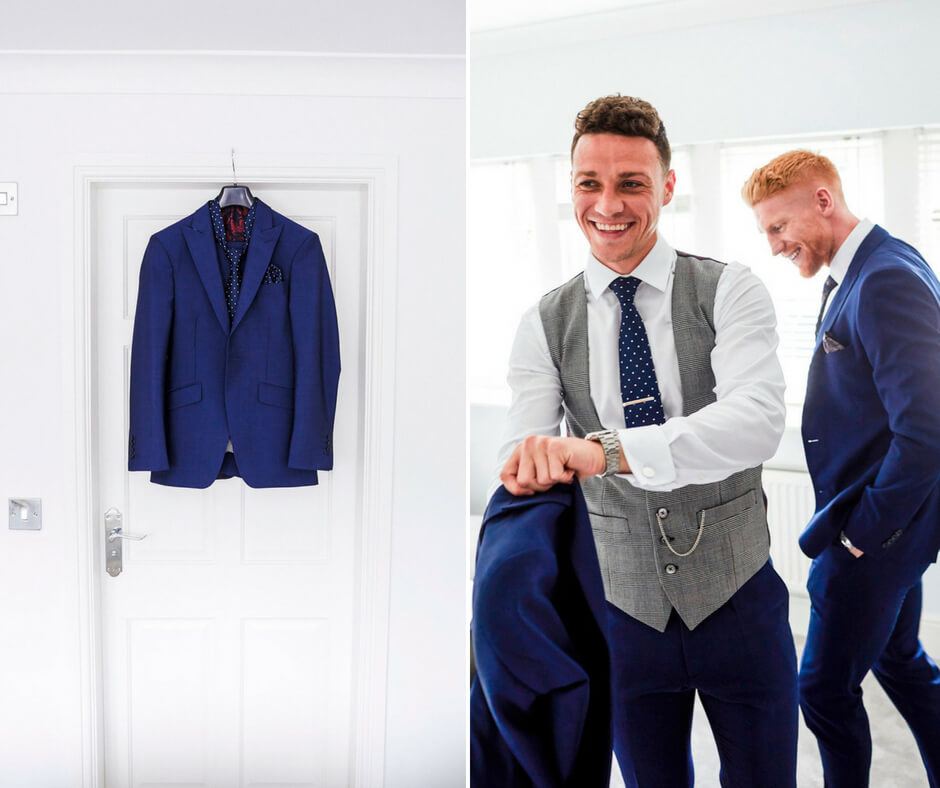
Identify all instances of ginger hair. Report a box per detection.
[741,150,844,206]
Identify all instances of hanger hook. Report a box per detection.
[231,148,237,185]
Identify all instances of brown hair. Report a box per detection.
[741,150,843,206]
[571,95,671,172]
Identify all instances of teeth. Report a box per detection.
[787,248,800,261]
[595,222,630,231]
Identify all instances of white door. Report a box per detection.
[93,180,365,787]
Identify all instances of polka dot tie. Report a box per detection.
[608,276,666,428]
[208,200,256,323]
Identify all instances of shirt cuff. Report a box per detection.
[616,424,677,488]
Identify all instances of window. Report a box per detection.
[719,135,884,407]
[470,133,888,413]
[918,128,940,272]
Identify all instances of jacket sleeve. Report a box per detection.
[287,234,341,470]
[128,236,174,471]
[843,265,940,554]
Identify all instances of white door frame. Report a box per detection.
[70,155,398,787]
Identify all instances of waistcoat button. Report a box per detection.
[657,507,668,518]
[665,563,678,575]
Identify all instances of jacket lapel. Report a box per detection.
[182,204,230,333]
[232,200,282,333]
[818,224,889,341]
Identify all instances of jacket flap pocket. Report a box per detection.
[167,382,202,410]
[699,488,758,526]
[258,381,294,410]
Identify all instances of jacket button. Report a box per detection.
[665,564,678,575]
[657,507,668,518]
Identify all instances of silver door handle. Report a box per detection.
[107,527,148,542]
[104,507,148,577]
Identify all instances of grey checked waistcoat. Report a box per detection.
[539,254,770,632]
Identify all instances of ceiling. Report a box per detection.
[1,0,465,56]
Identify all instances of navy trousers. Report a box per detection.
[606,561,799,788]
[801,546,940,787]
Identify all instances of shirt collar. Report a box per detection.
[828,217,874,284]
[207,199,257,261]
[584,234,676,300]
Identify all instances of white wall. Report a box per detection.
[470,0,940,158]
[0,53,465,787]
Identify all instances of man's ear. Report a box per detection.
[662,169,676,207]
[814,186,835,216]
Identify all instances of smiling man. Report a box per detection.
[743,150,940,788]
[494,96,798,787]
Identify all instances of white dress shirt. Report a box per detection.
[494,235,787,493]
[821,218,874,320]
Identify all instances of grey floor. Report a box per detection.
[609,636,931,788]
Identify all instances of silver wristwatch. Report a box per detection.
[584,430,621,477]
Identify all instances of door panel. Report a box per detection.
[94,181,364,787]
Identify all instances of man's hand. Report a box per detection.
[500,436,608,496]
[848,546,864,558]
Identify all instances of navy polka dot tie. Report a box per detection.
[608,276,666,428]
[208,200,256,323]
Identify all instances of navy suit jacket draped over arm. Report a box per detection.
[470,482,612,787]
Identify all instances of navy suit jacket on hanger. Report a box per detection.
[470,482,612,787]
[128,199,340,488]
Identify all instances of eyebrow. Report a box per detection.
[574,170,650,179]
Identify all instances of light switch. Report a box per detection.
[8,498,41,530]
[0,183,18,216]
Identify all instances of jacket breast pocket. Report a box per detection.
[167,382,202,410]
[258,381,294,410]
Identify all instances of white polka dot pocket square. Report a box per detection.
[263,263,283,284]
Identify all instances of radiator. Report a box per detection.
[763,469,817,593]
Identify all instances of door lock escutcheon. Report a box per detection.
[105,507,148,577]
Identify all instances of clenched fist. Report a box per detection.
[500,435,613,496]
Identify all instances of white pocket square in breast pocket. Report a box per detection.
[822,332,846,354]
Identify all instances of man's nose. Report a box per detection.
[770,238,785,256]
[594,187,624,216]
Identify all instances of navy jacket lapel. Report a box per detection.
[232,200,282,333]
[182,204,230,333]
[819,224,889,340]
